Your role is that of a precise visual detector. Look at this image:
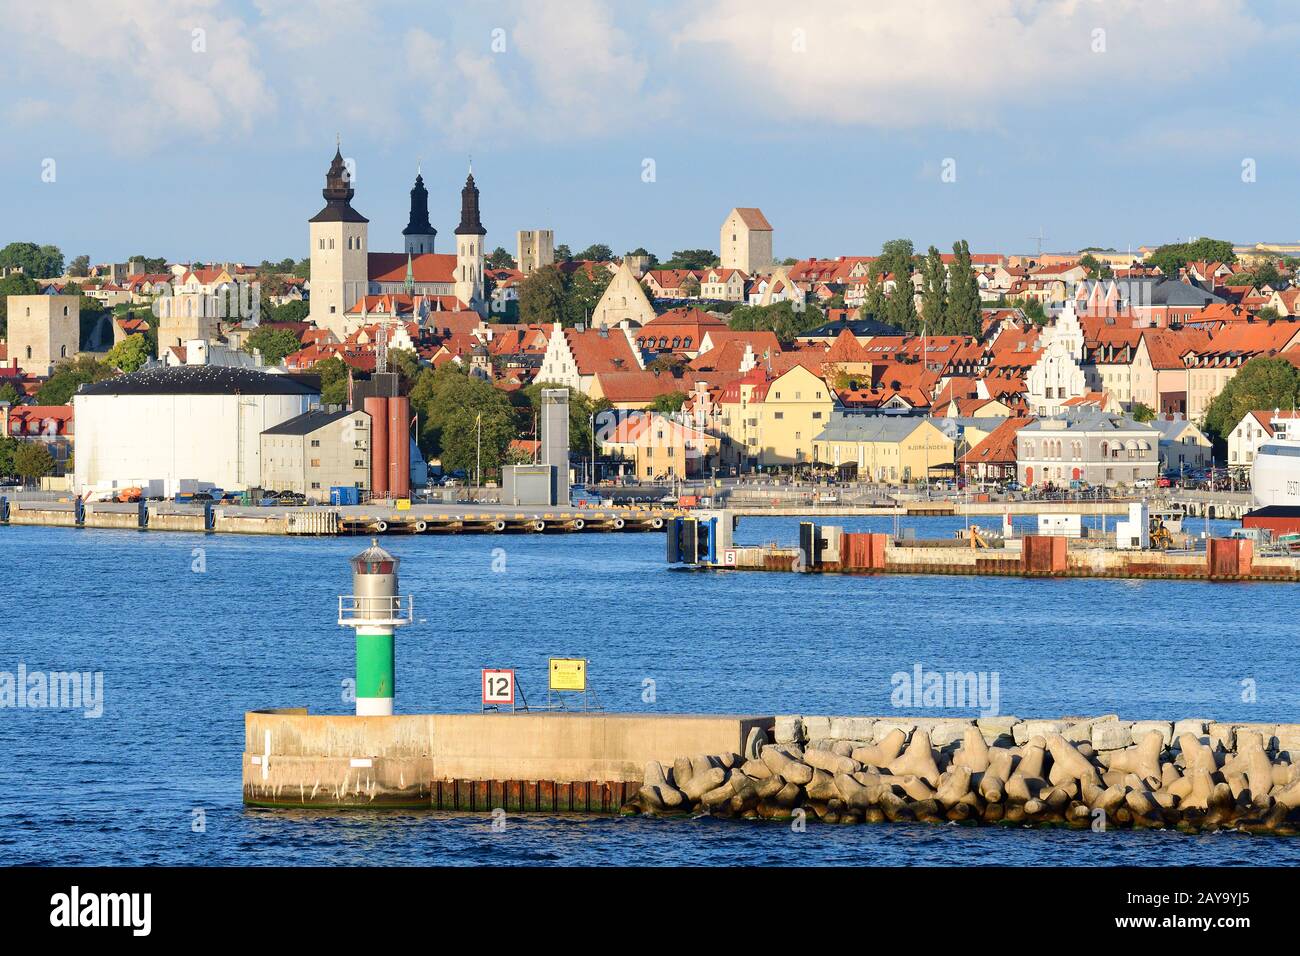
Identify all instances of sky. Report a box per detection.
[1,0,1298,268]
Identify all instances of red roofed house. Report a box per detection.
[537,323,645,397]
[2,404,74,477]
[598,411,720,479]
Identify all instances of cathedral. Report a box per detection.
[307,145,488,339]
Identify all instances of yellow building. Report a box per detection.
[812,413,955,484]
[718,364,833,468]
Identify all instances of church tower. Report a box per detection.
[402,168,436,255]
[454,168,487,315]
[309,145,369,338]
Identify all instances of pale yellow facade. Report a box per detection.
[812,419,955,484]
[720,365,833,467]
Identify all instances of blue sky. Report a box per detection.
[2,0,1298,267]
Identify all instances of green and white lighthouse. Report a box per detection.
[339,539,413,716]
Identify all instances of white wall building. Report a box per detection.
[73,365,318,496]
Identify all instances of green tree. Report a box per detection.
[36,356,115,405]
[13,442,55,485]
[486,247,516,270]
[0,435,18,476]
[69,255,90,277]
[563,265,612,326]
[313,356,350,405]
[662,249,719,270]
[129,255,169,273]
[268,299,309,324]
[1130,402,1156,423]
[0,382,20,405]
[0,242,64,278]
[1080,253,1113,280]
[105,333,150,373]
[945,240,982,336]
[244,326,304,365]
[554,244,573,261]
[574,243,613,262]
[1203,356,1300,442]
[518,264,567,326]
[727,301,826,344]
[409,364,518,478]
[863,264,887,320]
[387,347,424,393]
[1145,238,1236,276]
[919,245,946,331]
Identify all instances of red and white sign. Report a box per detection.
[481,668,515,706]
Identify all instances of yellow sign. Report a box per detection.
[395,499,411,511]
[549,658,587,691]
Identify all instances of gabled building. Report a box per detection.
[589,259,657,329]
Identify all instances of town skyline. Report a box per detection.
[3,0,1299,263]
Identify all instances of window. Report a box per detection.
[310,439,321,447]
[773,412,784,419]
[310,458,321,467]
[812,411,822,419]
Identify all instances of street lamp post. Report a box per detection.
[476,412,482,490]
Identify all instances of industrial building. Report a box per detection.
[260,406,370,496]
[72,364,319,497]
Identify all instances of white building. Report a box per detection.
[73,364,318,497]
[1227,409,1300,474]
[1026,301,1088,416]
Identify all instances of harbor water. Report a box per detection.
[3,516,1299,866]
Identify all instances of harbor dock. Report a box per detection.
[0,497,671,536]
[666,511,1300,582]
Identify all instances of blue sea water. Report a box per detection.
[2,516,1298,866]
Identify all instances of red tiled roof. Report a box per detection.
[368,252,456,284]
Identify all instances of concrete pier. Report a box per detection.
[0,498,672,537]
[242,710,770,809]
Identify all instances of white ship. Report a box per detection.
[1251,415,1300,507]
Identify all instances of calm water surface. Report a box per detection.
[2,516,1297,866]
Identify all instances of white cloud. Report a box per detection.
[0,0,274,150]
[672,0,1263,129]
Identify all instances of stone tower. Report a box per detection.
[309,145,369,338]
[720,207,774,274]
[402,169,436,256]
[516,229,554,275]
[454,168,487,315]
[6,294,79,376]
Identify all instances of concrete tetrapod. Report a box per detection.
[622,717,1300,834]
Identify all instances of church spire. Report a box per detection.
[454,167,486,237]
[310,142,368,224]
[402,166,436,254]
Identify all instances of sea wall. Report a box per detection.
[630,713,1300,833]
[243,710,770,808]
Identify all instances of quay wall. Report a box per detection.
[718,531,1300,582]
[243,710,770,808]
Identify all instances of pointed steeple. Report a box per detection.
[402,166,436,253]
[310,142,368,224]
[454,166,486,236]
[403,253,415,294]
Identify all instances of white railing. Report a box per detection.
[337,594,414,626]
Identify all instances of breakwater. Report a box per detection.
[631,714,1300,834]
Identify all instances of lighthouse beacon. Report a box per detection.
[338,539,413,716]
